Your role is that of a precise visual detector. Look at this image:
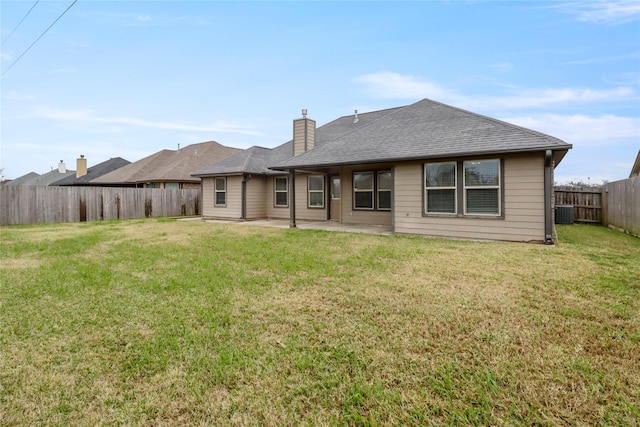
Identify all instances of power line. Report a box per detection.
[2,0,41,47]
[1,0,78,78]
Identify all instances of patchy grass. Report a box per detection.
[1,220,638,426]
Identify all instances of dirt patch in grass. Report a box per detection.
[0,257,43,269]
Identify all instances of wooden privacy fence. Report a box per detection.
[603,176,639,237]
[0,186,201,226]
[554,186,603,223]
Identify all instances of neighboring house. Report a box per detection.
[91,141,241,189]
[630,150,640,178]
[193,99,572,243]
[51,156,130,186]
[6,161,76,186]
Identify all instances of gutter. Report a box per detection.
[544,150,553,245]
[269,145,572,172]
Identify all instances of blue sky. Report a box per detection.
[1,1,639,184]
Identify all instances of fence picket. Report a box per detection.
[0,186,201,225]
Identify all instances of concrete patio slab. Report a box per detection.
[200,218,393,235]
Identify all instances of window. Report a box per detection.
[274,177,288,207]
[214,177,226,207]
[165,182,179,189]
[353,172,374,209]
[425,162,456,213]
[331,177,341,200]
[353,170,391,210]
[464,159,500,215]
[377,171,392,210]
[308,175,325,208]
[423,159,501,216]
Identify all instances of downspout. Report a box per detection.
[241,174,252,220]
[289,169,296,228]
[544,150,553,245]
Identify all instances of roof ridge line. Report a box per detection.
[325,103,412,143]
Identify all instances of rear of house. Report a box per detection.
[194,99,571,243]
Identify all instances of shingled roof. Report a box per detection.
[193,106,404,177]
[272,98,571,170]
[6,169,76,186]
[194,99,571,177]
[51,157,130,186]
[92,141,241,185]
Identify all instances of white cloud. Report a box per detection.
[499,114,640,144]
[354,71,637,109]
[36,108,264,136]
[602,71,640,86]
[488,63,513,73]
[4,91,34,101]
[562,50,640,65]
[573,1,640,25]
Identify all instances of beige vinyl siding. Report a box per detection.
[245,177,267,219]
[294,174,327,221]
[266,176,290,219]
[201,176,242,219]
[293,118,316,156]
[393,153,546,242]
[340,166,392,226]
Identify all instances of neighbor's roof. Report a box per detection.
[631,150,640,178]
[51,157,131,186]
[4,172,42,186]
[92,141,241,184]
[6,169,76,186]
[273,98,572,169]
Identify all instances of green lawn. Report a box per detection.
[1,220,638,426]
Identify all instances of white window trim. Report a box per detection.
[307,175,325,208]
[274,176,288,207]
[463,159,501,216]
[424,162,457,215]
[214,177,227,207]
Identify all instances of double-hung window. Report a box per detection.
[424,159,501,216]
[425,162,456,214]
[353,172,374,209]
[308,175,325,208]
[377,171,392,210]
[274,177,288,207]
[214,177,226,207]
[353,170,391,210]
[464,159,500,215]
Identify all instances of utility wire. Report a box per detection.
[2,0,41,47]
[1,0,78,78]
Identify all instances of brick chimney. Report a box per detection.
[76,155,87,178]
[293,109,316,156]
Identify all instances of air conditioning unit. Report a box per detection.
[555,205,574,224]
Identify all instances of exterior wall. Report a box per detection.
[201,176,242,219]
[266,175,290,220]
[339,166,392,226]
[393,153,546,242]
[245,177,267,219]
[294,174,327,221]
[182,182,201,190]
